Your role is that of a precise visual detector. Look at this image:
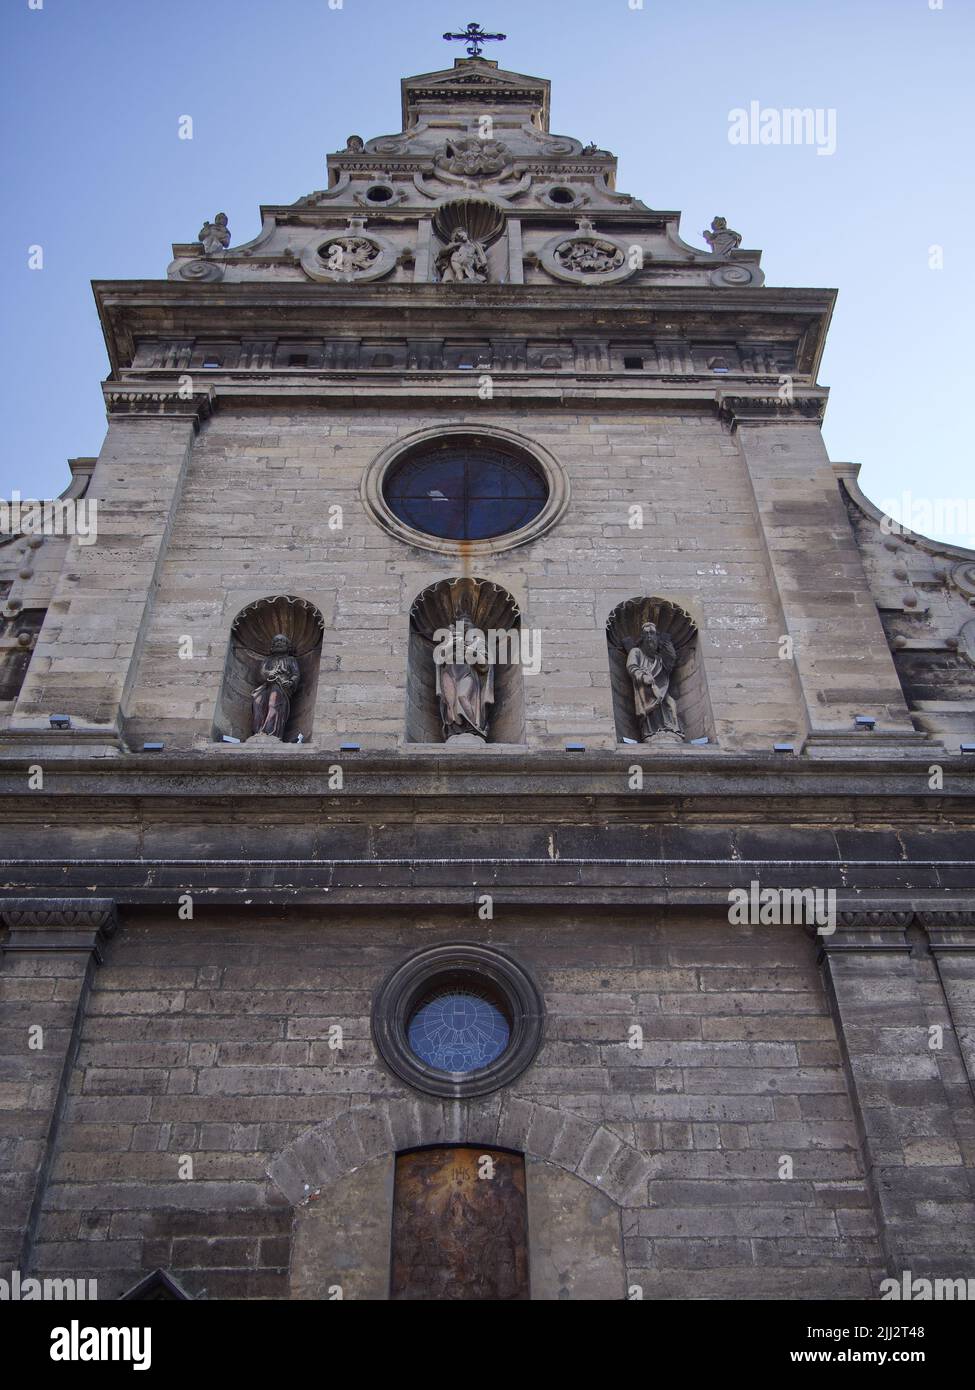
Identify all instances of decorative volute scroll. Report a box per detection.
[607,596,711,745]
[407,578,524,745]
[213,596,325,744]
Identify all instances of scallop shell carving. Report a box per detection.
[432,196,506,249]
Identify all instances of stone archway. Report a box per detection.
[269,1095,650,1300]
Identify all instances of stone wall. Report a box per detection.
[21,908,891,1300]
[119,403,805,753]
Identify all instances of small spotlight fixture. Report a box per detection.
[142,742,164,752]
[565,742,586,753]
[854,715,876,730]
[49,714,71,730]
[690,736,710,746]
[960,743,975,754]
[221,734,241,744]
[773,742,796,754]
[340,742,361,753]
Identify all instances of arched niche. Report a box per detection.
[212,595,324,743]
[407,577,524,744]
[606,596,713,745]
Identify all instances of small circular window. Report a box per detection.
[373,945,544,1098]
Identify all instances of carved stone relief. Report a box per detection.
[435,136,511,180]
[539,222,636,285]
[299,222,396,284]
[435,229,489,283]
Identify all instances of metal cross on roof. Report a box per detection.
[443,21,507,58]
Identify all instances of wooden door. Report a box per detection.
[390,1146,529,1300]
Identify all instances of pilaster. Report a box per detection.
[11,391,210,737]
[815,912,975,1278]
[722,395,921,745]
[0,898,118,1272]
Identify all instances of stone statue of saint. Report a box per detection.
[703,216,742,256]
[198,212,231,255]
[436,229,489,283]
[626,621,683,742]
[436,617,495,741]
[344,134,365,152]
[251,633,301,740]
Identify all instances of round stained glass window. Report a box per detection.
[372,945,545,1098]
[382,442,548,543]
[408,989,510,1073]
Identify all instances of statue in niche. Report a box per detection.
[197,212,231,255]
[436,228,489,283]
[702,216,742,256]
[554,236,624,275]
[324,236,380,275]
[435,615,495,741]
[344,134,365,152]
[251,633,301,740]
[626,621,684,742]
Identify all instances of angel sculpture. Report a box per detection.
[626,621,684,741]
[436,229,489,283]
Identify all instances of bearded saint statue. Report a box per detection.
[626,621,683,742]
[251,633,301,740]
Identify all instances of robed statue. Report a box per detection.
[702,216,742,256]
[626,621,683,741]
[436,617,494,740]
[198,212,231,255]
[251,633,301,740]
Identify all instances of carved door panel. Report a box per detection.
[390,1146,530,1300]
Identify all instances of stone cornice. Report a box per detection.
[718,393,829,429]
[0,897,118,958]
[102,386,214,426]
[0,746,971,801]
[93,280,835,377]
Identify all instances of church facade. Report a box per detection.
[1,50,974,1300]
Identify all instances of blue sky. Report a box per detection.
[1,0,972,543]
